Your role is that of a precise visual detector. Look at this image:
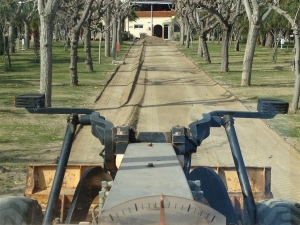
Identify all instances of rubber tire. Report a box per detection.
[0,196,43,225]
[256,199,300,225]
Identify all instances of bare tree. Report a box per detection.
[8,1,24,53]
[270,1,300,111]
[38,0,60,107]
[66,0,95,86]
[241,0,272,86]
[83,9,95,72]
[232,15,247,51]
[21,1,38,49]
[104,0,112,57]
[193,0,243,72]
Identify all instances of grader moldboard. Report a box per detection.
[1,94,300,225]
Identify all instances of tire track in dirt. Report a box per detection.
[134,43,300,202]
[70,39,300,203]
[69,43,145,164]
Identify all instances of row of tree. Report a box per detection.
[174,0,300,111]
[1,0,300,111]
[0,0,136,107]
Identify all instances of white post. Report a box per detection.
[21,38,25,50]
[281,38,284,49]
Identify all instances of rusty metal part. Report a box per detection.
[190,166,273,221]
[65,166,112,223]
[24,164,111,223]
[190,166,273,199]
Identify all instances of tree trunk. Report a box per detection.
[241,22,260,86]
[180,18,185,46]
[185,28,190,48]
[260,33,266,46]
[221,26,231,72]
[8,24,15,53]
[63,27,70,51]
[84,21,93,72]
[200,35,211,63]
[112,16,117,60]
[291,30,300,112]
[118,16,122,45]
[272,30,278,63]
[198,36,203,57]
[99,32,103,64]
[265,31,273,48]
[39,17,53,107]
[38,0,60,107]
[24,21,30,49]
[70,30,80,86]
[235,39,240,51]
[32,30,40,62]
[5,45,11,68]
[105,5,111,57]
[285,29,291,41]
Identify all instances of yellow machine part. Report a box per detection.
[24,164,272,222]
[24,164,104,222]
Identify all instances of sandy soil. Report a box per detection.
[69,37,300,202]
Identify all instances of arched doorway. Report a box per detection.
[153,25,162,38]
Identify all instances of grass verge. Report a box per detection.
[0,41,131,195]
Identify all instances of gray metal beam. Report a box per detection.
[102,143,193,211]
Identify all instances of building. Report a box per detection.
[124,0,176,40]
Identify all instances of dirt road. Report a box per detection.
[70,39,300,202]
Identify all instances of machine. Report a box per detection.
[1,93,299,225]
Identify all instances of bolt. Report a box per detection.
[147,163,154,167]
[148,143,153,147]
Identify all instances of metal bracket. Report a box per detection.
[115,126,130,154]
[171,126,186,155]
[90,112,117,172]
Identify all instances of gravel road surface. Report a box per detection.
[70,39,300,202]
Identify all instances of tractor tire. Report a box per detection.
[0,196,43,225]
[256,198,300,225]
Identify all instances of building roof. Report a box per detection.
[131,0,172,4]
[136,10,176,17]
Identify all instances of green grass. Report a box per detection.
[176,41,300,150]
[0,41,131,193]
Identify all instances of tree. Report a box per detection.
[231,15,247,51]
[269,0,300,111]
[69,0,94,86]
[262,10,287,62]
[20,0,38,49]
[8,1,23,53]
[241,0,272,86]
[83,1,102,71]
[83,11,94,72]
[38,0,60,107]
[176,0,218,63]
[194,0,244,72]
[104,0,112,57]
[0,0,25,66]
